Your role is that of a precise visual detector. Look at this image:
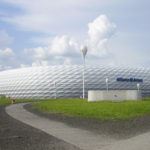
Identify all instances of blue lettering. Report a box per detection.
[116,78,143,82]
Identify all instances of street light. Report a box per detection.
[80,45,88,99]
[54,81,57,99]
[137,83,140,92]
[105,78,109,92]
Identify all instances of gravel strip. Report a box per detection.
[25,103,150,140]
[0,106,80,150]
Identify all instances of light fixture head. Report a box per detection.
[106,78,108,83]
[137,83,140,87]
[80,45,88,58]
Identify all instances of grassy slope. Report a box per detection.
[33,99,150,120]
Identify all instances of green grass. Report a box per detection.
[0,96,36,106]
[1,96,150,120]
[32,99,150,120]
[0,97,11,106]
[15,99,37,103]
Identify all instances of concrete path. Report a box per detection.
[5,103,115,150]
[102,132,150,150]
[5,103,150,150]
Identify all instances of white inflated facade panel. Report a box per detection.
[0,65,150,99]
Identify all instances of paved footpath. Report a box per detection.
[6,103,150,150]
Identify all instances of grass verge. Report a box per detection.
[0,97,11,106]
[32,99,150,120]
[0,96,36,106]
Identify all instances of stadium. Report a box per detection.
[0,65,150,99]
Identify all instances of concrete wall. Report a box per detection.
[88,90,141,102]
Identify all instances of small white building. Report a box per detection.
[88,90,141,102]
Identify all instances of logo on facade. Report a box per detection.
[116,78,143,82]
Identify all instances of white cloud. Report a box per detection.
[24,15,116,66]
[0,30,19,70]
[49,36,79,56]
[0,14,117,69]
[0,48,17,70]
[25,47,48,60]
[20,64,29,68]
[0,65,12,71]
[31,61,48,67]
[25,35,81,65]
[87,15,116,57]
[0,48,15,58]
[2,0,118,33]
[63,58,72,65]
[0,30,13,48]
[1,0,149,68]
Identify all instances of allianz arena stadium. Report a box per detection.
[0,65,150,99]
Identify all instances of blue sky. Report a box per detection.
[0,0,150,70]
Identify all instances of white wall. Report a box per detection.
[88,90,141,102]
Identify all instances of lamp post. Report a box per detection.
[137,83,140,92]
[105,78,109,92]
[80,46,88,99]
[54,81,57,99]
